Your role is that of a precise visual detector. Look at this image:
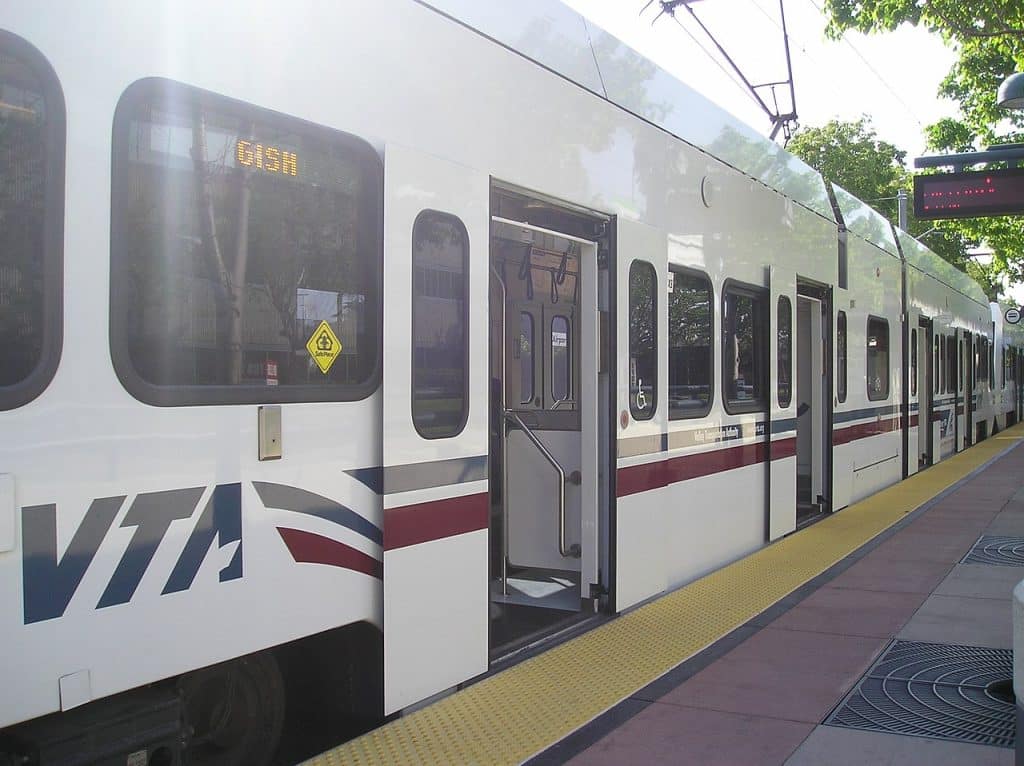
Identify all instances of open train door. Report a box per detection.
[381,144,490,713]
[768,266,797,539]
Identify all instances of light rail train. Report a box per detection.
[1,1,1023,763]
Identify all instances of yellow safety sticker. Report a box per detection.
[306,320,342,374]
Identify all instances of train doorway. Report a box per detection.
[487,188,610,657]
[918,318,933,466]
[795,290,830,525]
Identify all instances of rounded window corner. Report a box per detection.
[0,30,66,410]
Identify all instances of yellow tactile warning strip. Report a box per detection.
[306,424,1024,766]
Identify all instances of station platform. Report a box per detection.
[305,423,1024,765]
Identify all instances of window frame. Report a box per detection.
[866,315,890,402]
[910,327,917,397]
[109,77,383,406]
[667,265,714,420]
[549,313,572,404]
[0,30,66,411]
[518,311,535,406]
[837,310,848,403]
[628,259,658,421]
[777,295,792,409]
[411,209,469,440]
[947,335,956,394]
[721,279,768,415]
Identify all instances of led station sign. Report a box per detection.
[914,167,1024,220]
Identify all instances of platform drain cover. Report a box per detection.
[961,536,1024,566]
[824,640,1014,748]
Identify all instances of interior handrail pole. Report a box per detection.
[504,410,576,558]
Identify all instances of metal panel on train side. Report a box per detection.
[382,144,489,714]
[769,266,797,540]
[614,219,669,612]
[838,238,903,505]
[0,8,384,730]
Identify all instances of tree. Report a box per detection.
[787,117,971,270]
[822,0,1024,297]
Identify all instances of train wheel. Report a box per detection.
[178,652,285,766]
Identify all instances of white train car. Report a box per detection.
[993,301,1024,432]
[827,185,903,511]
[0,2,1011,764]
[898,232,991,468]
[1007,306,1024,426]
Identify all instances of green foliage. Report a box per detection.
[787,117,970,269]
[822,0,1024,297]
[787,117,905,208]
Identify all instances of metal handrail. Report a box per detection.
[504,410,578,558]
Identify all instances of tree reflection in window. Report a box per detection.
[0,46,50,389]
[114,81,380,398]
[838,311,849,402]
[724,288,766,411]
[629,261,657,420]
[777,296,792,408]
[412,211,467,438]
[867,317,889,401]
[668,269,711,418]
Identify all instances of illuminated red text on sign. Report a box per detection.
[913,167,1024,220]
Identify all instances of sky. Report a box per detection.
[561,0,960,163]
[562,0,1024,303]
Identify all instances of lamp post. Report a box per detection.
[997,73,1024,110]
[1003,71,1024,766]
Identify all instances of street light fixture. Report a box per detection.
[997,73,1024,110]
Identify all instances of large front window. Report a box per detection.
[111,79,382,405]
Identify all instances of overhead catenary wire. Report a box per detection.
[649,0,799,141]
[663,12,768,113]
[803,0,925,127]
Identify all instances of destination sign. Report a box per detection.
[235,140,298,176]
[914,167,1024,220]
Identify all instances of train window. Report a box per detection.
[837,311,848,403]
[910,328,917,397]
[960,339,965,391]
[940,336,946,394]
[0,33,64,410]
[978,337,989,383]
[551,315,571,403]
[947,336,956,394]
[668,268,712,419]
[990,340,995,391]
[628,260,657,420]
[110,79,382,405]
[519,312,534,405]
[933,336,940,395]
[777,296,792,408]
[412,211,468,439]
[723,283,767,413]
[866,317,889,401]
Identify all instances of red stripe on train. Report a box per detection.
[618,439,797,498]
[832,416,899,446]
[277,527,383,579]
[384,492,489,550]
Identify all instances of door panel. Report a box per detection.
[768,266,797,540]
[382,144,489,713]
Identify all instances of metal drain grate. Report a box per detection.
[824,640,1015,748]
[961,536,1024,566]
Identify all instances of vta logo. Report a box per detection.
[22,484,242,624]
